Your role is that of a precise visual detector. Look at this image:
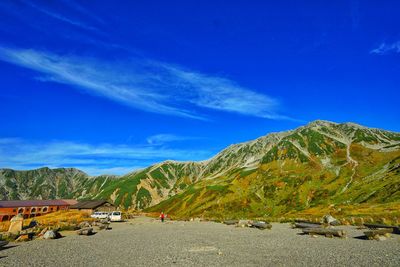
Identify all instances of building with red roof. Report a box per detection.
[0,199,76,221]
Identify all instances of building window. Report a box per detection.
[26,208,30,212]
[12,209,16,212]
[31,208,36,213]
[17,208,24,214]
[38,207,42,211]
[43,207,48,212]
[50,207,53,211]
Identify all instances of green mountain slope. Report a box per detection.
[1,120,399,218]
[0,167,117,200]
[146,121,400,217]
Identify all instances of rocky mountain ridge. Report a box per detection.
[1,120,399,217]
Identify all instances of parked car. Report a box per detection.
[90,212,109,219]
[108,211,122,222]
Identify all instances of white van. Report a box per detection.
[108,211,122,222]
[90,212,109,219]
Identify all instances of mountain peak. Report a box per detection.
[306,120,337,127]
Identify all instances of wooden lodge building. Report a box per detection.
[69,200,115,214]
[0,199,78,221]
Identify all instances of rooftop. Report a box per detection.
[69,200,112,209]
[0,199,73,208]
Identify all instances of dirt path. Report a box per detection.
[341,143,359,193]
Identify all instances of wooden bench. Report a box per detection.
[294,222,323,229]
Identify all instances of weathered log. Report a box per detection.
[294,222,322,229]
[295,220,322,225]
[250,222,272,230]
[364,223,395,229]
[302,228,346,238]
[364,228,393,239]
[223,220,239,225]
[364,224,400,234]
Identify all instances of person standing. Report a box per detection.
[160,211,165,222]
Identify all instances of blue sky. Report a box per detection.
[0,1,399,175]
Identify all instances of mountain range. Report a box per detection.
[1,120,399,218]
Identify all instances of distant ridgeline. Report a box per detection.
[1,120,399,218]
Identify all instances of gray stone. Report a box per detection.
[77,227,94,236]
[43,230,57,240]
[322,215,340,225]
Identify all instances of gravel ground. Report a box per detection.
[0,217,399,267]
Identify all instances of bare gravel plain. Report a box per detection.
[0,216,399,267]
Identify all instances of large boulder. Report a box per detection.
[8,214,24,234]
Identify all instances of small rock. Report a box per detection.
[238,220,250,227]
[78,221,92,229]
[77,227,94,236]
[218,251,223,255]
[100,218,110,223]
[43,230,57,240]
[322,215,340,226]
[0,240,9,247]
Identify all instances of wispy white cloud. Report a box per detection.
[370,41,400,55]
[0,46,201,119]
[22,0,100,32]
[0,137,212,176]
[0,46,289,120]
[146,134,200,145]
